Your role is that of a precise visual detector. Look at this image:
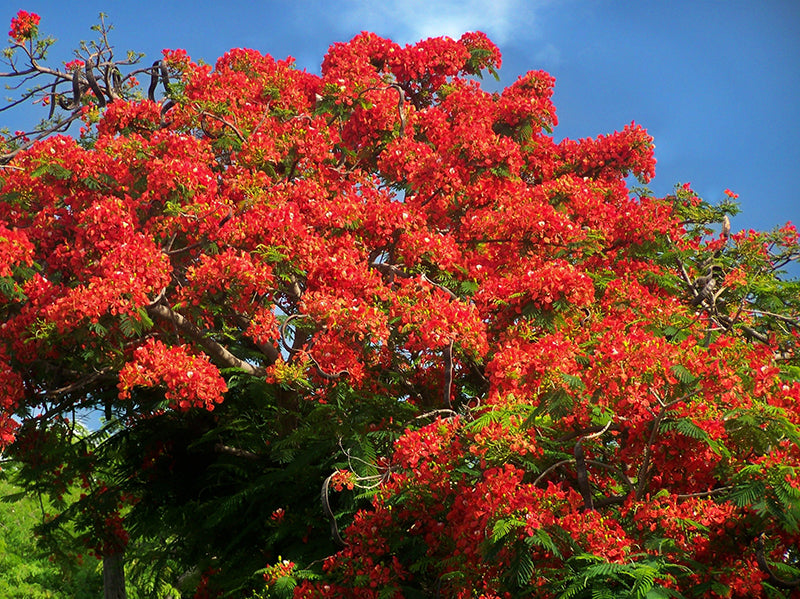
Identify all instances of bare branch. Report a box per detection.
[1,111,83,164]
[200,111,245,142]
[0,15,173,165]
[557,423,622,442]
[41,368,114,398]
[414,409,459,421]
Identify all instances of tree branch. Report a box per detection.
[214,443,260,460]
[321,473,347,547]
[230,313,280,365]
[755,534,800,589]
[147,303,265,377]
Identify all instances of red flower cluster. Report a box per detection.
[8,10,39,42]
[0,221,34,277]
[118,339,228,411]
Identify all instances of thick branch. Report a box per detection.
[147,303,266,377]
[755,534,800,589]
[230,313,280,365]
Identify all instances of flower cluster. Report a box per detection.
[96,100,161,135]
[181,248,274,316]
[559,122,656,183]
[118,339,227,411]
[0,221,33,277]
[262,558,295,586]
[8,10,39,42]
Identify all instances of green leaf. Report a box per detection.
[0,491,27,503]
[631,564,656,598]
[272,575,298,598]
[670,364,696,385]
[515,550,535,586]
[525,527,562,558]
[560,372,586,391]
[727,481,766,507]
[491,517,520,543]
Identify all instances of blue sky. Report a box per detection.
[4,0,799,237]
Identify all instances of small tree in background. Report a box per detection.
[1,10,799,599]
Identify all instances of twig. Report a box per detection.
[415,409,458,421]
[533,459,573,487]
[443,340,454,407]
[321,473,347,547]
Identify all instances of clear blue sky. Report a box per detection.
[4,0,799,236]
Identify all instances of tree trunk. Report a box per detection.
[103,552,127,599]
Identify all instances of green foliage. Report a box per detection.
[556,554,688,599]
[728,459,800,534]
[0,476,102,598]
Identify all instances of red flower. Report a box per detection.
[8,10,40,42]
[64,59,84,71]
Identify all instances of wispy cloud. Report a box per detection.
[332,0,550,45]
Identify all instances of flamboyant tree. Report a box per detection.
[1,10,800,599]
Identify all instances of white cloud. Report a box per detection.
[334,0,550,45]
